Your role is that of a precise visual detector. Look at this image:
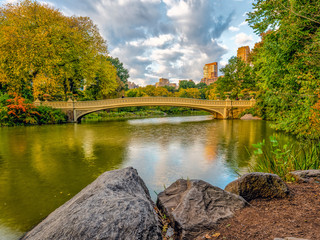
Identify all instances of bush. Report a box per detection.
[36,106,67,124]
[4,95,40,125]
[0,94,67,126]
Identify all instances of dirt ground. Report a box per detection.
[200,182,320,240]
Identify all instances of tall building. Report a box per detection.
[237,46,250,63]
[200,62,218,85]
[155,78,169,87]
[128,81,139,89]
[155,78,178,89]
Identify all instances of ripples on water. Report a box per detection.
[0,116,292,239]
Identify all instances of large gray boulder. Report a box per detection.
[21,167,162,240]
[156,179,248,239]
[225,172,290,201]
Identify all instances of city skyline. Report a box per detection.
[0,0,260,86]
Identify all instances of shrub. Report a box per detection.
[5,95,40,125]
[36,106,67,124]
[0,94,67,126]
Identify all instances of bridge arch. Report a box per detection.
[75,104,225,122]
[34,97,255,123]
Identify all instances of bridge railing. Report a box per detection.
[34,97,255,109]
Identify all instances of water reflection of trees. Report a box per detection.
[204,120,272,172]
[0,123,128,232]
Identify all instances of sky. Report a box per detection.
[1,0,260,86]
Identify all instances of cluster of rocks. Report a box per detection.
[21,168,319,240]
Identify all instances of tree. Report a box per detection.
[163,85,177,93]
[0,0,117,100]
[215,56,256,99]
[107,57,130,90]
[177,88,201,99]
[125,88,147,97]
[154,87,170,97]
[179,80,196,89]
[84,56,118,100]
[247,0,320,138]
[143,85,157,96]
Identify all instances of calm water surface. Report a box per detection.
[0,116,292,239]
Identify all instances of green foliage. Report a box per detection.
[216,56,256,99]
[107,56,130,90]
[0,92,10,105]
[238,107,259,118]
[247,0,320,139]
[163,85,177,93]
[178,80,196,90]
[83,109,166,121]
[249,136,320,180]
[36,106,67,124]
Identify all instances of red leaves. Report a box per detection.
[5,94,40,124]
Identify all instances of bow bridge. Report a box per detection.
[34,97,256,123]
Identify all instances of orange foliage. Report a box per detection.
[310,94,320,132]
[6,94,40,124]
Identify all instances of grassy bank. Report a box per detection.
[249,136,320,181]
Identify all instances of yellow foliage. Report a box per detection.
[32,73,63,99]
[0,0,115,99]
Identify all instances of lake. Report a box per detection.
[0,116,290,239]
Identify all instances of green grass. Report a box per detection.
[249,136,320,181]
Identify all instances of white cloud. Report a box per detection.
[239,21,247,26]
[219,60,228,67]
[228,26,240,32]
[1,0,256,86]
[3,0,18,3]
[234,32,253,46]
[165,0,190,18]
[130,34,175,47]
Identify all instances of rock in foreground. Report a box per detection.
[22,167,162,240]
[225,172,290,201]
[156,179,248,239]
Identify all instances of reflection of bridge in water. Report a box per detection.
[34,97,256,123]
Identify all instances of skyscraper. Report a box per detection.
[201,62,218,85]
[237,46,250,63]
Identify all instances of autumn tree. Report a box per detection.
[177,88,201,99]
[125,88,148,97]
[83,55,118,100]
[0,0,118,100]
